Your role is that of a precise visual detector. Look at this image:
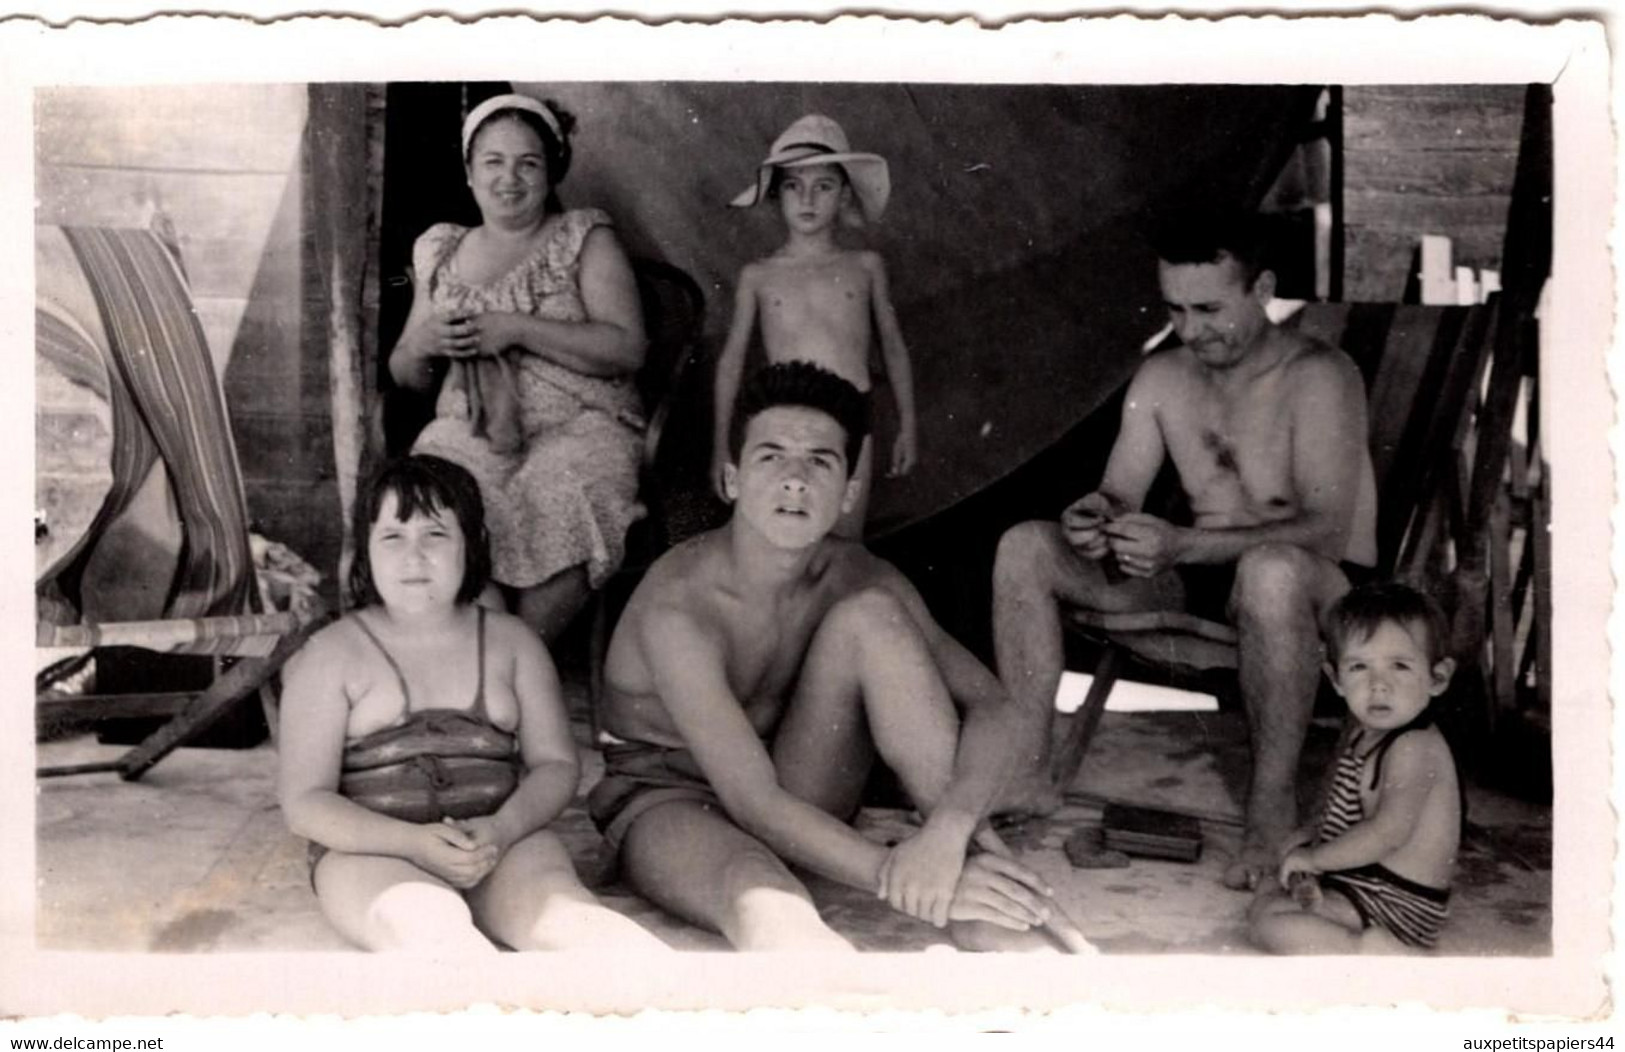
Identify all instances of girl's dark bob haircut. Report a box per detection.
[347,454,491,607]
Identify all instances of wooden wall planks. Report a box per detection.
[1342,85,1523,302]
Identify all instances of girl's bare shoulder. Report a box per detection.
[482,606,542,649]
[284,614,370,682]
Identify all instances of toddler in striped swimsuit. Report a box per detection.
[1249,581,1460,954]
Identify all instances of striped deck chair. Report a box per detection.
[1052,298,1502,789]
[35,226,319,780]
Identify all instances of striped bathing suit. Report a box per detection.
[1313,720,1451,949]
[308,607,522,874]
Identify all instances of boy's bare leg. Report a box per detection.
[1226,544,1351,890]
[618,799,854,951]
[773,587,1061,953]
[313,853,498,953]
[774,587,957,818]
[830,435,874,540]
[468,829,669,951]
[991,521,1183,811]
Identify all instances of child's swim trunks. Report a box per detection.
[1318,863,1451,949]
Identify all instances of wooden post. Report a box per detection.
[308,84,387,613]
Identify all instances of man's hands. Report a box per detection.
[880,825,1057,933]
[1060,492,1116,558]
[409,819,502,889]
[947,854,1056,931]
[1063,492,1187,578]
[1101,512,1187,578]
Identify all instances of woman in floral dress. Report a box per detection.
[389,93,646,642]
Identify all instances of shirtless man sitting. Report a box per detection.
[992,209,1377,891]
[593,361,1067,951]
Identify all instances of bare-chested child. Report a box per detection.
[279,455,667,952]
[596,361,1087,952]
[1249,582,1460,954]
[992,208,1378,889]
[712,114,917,538]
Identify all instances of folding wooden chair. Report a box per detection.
[1053,298,1503,788]
[35,225,322,780]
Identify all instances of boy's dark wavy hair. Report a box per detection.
[1149,206,1269,288]
[347,454,491,607]
[463,99,577,215]
[1324,579,1452,668]
[727,360,870,476]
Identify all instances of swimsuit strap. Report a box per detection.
[1363,711,1435,791]
[351,607,489,718]
[352,612,413,709]
[472,606,489,720]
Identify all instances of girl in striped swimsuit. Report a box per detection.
[1249,582,1460,954]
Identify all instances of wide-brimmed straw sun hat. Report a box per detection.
[461,93,564,158]
[729,114,891,223]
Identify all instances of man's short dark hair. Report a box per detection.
[728,361,871,475]
[1150,207,1269,287]
[1324,580,1452,667]
[348,454,491,607]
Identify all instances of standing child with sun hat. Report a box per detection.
[710,113,917,538]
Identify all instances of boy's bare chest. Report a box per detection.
[717,591,839,705]
[759,262,869,319]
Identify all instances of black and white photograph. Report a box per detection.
[1,9,1613,1033]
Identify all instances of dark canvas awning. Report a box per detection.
[512,83,1318,532]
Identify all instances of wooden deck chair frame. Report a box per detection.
[1053,298,1504,789]
[37,614,325,780]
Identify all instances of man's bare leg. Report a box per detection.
[774,587,1062,952]
[1225,543,1351,890]
[991,521,1183,813]
[619,799,854,951]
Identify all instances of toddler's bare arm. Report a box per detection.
[1298,734,1443,873]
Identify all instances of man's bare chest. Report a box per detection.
[1164,380,1298,482]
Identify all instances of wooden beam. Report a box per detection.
[37,691,195,725]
